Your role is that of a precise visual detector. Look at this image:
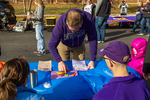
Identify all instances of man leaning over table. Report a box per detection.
[48,8,97,73]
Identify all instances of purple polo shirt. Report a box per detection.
[48,8,97,63]
[93,72,150,100]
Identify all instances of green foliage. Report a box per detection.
[111,4,139,14]
[11,3,139,15]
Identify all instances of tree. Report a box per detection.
[23,0,26,13]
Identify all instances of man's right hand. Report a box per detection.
[58,61,69,73]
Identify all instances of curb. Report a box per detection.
[16,14,136,17]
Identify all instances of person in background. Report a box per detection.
[83,0,96,41]
[131,1,147,33]
[48,9,97,73]
[139,0,150,36]
[83,0,96,20]
[143,36,150,94]
[93,41,150,100]
[27,0,45,56]
[118,1,129,15]
[95,0,111,43]
[127,38,147,78]
[0,45,2,56]
[0,57,44,100]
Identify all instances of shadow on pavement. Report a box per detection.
[84,30,137,44]
[45,50,50,54]
[105,31,137,42]
[106,31,126,36]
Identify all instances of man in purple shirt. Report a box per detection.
[93,41,150,100]
[48,8,97,73]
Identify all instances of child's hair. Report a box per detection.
[140,1,143,6]
[34,0,44,7]
[0,57,30,100]
[122,1,125,3]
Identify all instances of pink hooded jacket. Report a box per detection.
[127,38,147,78]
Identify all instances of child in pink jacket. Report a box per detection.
[127,38,147,78]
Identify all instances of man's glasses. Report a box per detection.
[67,23,82,33]
[101,56,115,64]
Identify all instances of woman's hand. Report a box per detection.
[141,7,144,10]
[27,15,32,19]
[31,11,34,14]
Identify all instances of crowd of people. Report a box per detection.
[1,0,150,99]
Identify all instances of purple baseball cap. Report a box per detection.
[99,41,131,64]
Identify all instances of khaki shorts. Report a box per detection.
[57,42,85,61]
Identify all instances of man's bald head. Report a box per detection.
[66,10,83,27]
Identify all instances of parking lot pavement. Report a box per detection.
[0,27,149,62]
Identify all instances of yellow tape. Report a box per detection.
[107,17,135,23]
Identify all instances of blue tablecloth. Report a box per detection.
[27,59,140,100]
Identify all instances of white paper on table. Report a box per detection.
[38,60,51,71]
[72,59,87,71]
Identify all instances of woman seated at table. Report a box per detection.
[0,56,44,100]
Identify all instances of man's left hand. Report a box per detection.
[87,61,95,70]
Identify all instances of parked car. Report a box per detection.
[0,0,16,28]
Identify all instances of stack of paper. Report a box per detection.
[38,60,51,71]
[72,59,87,71]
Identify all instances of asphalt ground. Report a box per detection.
[0,26,149,62]
[1,25,150,95]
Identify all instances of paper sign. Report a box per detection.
[50,71,78,79]
[72,59,87,71]
[38,60,51,71]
